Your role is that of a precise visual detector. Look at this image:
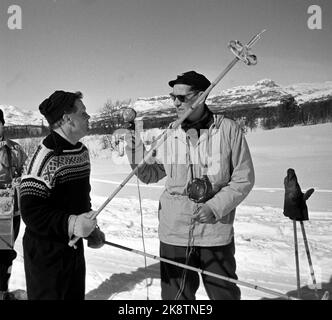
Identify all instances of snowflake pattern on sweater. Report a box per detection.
[21,144,90,198]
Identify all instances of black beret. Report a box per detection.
[39,91,78,125]
[168,71,211,92]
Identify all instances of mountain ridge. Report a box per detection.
[132,79,332,118]
[1,79,332,125]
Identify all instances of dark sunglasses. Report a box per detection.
[169,91,198,103]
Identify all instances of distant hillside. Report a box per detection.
[0,105,44,126]
[131,79,332,119]
[1,79,332,133]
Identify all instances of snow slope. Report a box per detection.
[8,123,332,300]
[0,105,44,126]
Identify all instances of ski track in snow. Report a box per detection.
[91,178,332,193]
[11,196,331,300]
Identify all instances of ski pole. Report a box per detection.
[299,221,320,300]
[293,220,301,298]
[68,29,266,248]
[103,240,300,300]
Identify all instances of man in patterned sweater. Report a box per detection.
[20,91,105,300]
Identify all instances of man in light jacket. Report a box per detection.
[125,71,255,300]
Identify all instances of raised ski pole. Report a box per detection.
[68,29,266,248]
[103,240,300,300]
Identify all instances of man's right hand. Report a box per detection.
[68,211,97,238]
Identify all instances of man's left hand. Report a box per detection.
[193,204,217,224]
[87,226,105,249]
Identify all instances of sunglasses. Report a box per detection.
[169,91,198,103]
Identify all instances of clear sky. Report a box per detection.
[1,0,331,113]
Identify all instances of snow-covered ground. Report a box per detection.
[8,123,332,300]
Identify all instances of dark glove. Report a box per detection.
[86,226,105,249]
[283,168,314,221]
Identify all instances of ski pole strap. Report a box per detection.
[103,240,300,300]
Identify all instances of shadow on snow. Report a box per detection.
[85,262,160,300]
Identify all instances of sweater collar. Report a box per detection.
[43,131,82,155]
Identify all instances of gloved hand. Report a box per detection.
[86,226,105,249]
[193,204,217,224]
[283,168,314,221]
[68,211,97,238]
[143,148,158,164]
[124,130,158,166]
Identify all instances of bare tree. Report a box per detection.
[96,98,132,155]
[100,98,132,129]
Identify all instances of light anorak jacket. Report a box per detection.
[126,115,255,246]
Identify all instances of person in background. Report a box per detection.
[20,91,105,300]
[125,71,255,300]
[0,109,27,300]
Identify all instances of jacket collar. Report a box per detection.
[180,105,214,134]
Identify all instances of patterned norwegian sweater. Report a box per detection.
[20,131,91,243]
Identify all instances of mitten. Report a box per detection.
[68,211,97,238]
[283,168,314,221]
[87,226,105,249]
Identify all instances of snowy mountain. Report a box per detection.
[0,105,44,126]
[132,79,332,118]
[1,79,332,125]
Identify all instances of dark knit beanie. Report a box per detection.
[0,109,5,125]
[39,91,78,125]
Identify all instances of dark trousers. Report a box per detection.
[0,215,21,291]
[160,239,241,300]
[23,233,86,300]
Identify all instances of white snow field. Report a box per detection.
[8,123,332,300]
